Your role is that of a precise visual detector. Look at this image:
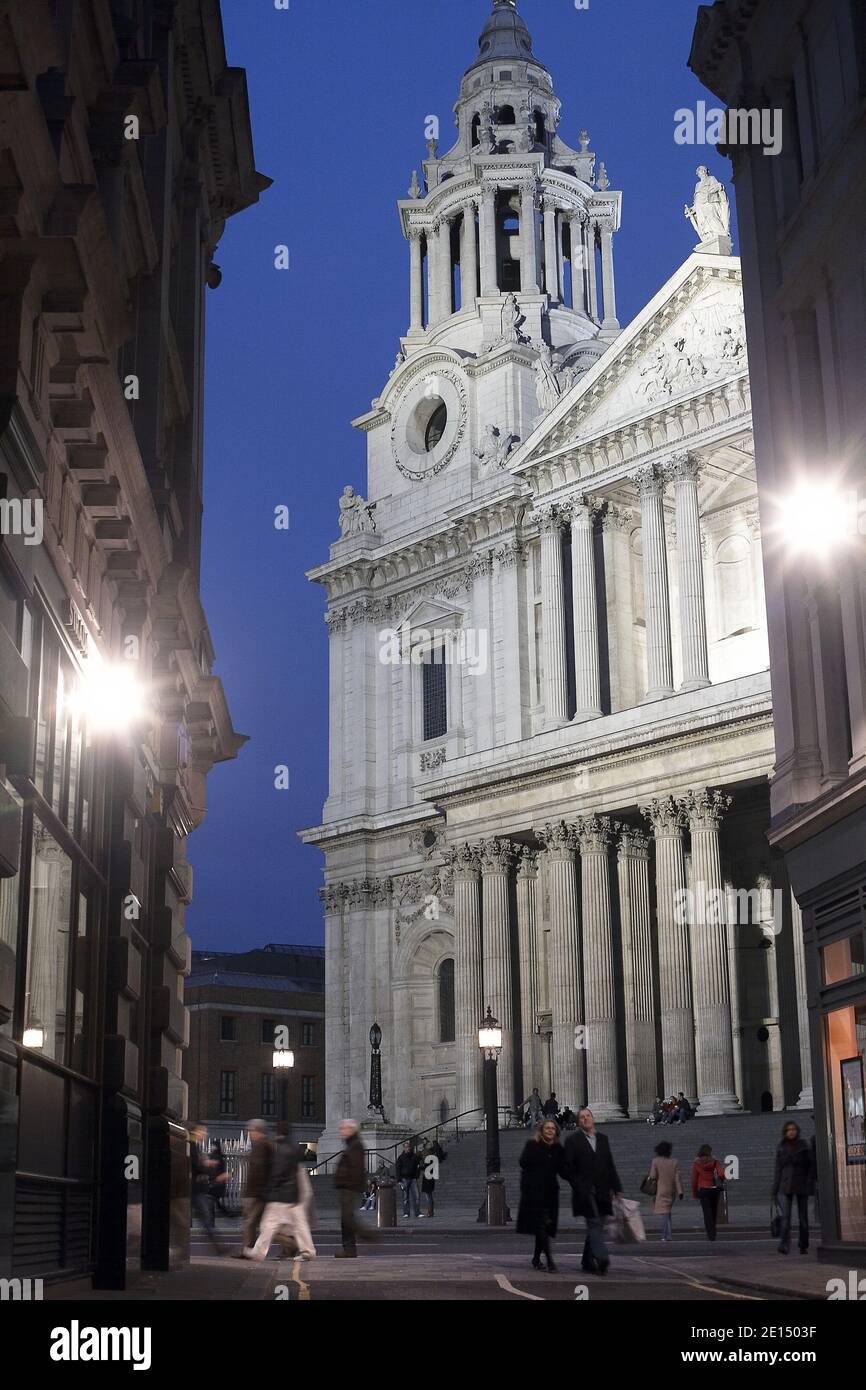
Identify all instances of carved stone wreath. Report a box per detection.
[390,365,469,482]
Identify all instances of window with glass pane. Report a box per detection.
[261,1018,275,1045]
[301,1076,315,1119]
[261,1073,276,1117]
[220,1015,236,1041]
[438,958,456,1042]
[70,891,91,1074]
[821,933,866,985]
[422,649,447,741]
[219,1070,236,1114]
[825,1002,866,1243]
[0,871,21,1041]
[301,1022,314,1047]
[24,820,73,1065]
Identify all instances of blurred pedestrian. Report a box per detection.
[419,1137,446,1217]
[523,1088,544,1127]
[691,1143,726,1241]
[237,1119,277,1255]
[189,1123,226,1255]
[245,1120,315,1261]
[647,1139,683,1241]
[542,1092,559,1120]
[334,1119,374,1258]
[772,1120,814,1255]
[517,1118,564,1271]
[563,1108,624,1276]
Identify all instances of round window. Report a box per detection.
[425,402,448,452]
[406,396,448,456]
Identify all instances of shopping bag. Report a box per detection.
[770,1198,783,1239]
[613,1195,647,1243]
[716,1185,729,1225]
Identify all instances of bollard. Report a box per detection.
[483,1176,508,1226]
[376,1177,397,1228]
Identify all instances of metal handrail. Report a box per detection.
[307,1105,522,1177]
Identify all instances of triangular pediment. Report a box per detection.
[513,252,747,471]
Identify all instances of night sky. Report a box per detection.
[187,0,736,952]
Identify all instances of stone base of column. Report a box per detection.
[572,706,602,724]
[545,714,570,730]
[585,1100,627,1121]
[598,321,621,341]
[680,677,711,692]
[696,1093,741,1116]
[792,1087,814,1110]
[642,685,675,703]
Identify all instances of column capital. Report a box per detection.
[479,838,514,873]
[666,451,701,485]
[534,503,565,534]
[566,493,603,527]
[480,184,497,206]
[443,842,481,876]
[542,195,560,214]
[575,814,613,853]
[536,820,578,856]
[616,824,650,859]
[408,224,424,242]
[683,788,732,832]
[516,177,537,199]
[600,502,634,533]
[320,883,349,914]
[640,795,686,837]
[635,463,666,501]
[516,845,539,878]
[463,195,479,214]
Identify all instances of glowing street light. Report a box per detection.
[66,660,150,734]
[776,481,858,558]
[23,1021,44,1049]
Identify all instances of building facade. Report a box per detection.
[690,0,866,1262]
[184,945,326,1146]
[0,0,266,1287]
[303,0,808,1159]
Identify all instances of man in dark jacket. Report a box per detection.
[189,1123,226,1255]
[239,1119,272,1252]
[563,1108,624,1275]
[772,1120,814,1255]
[334,1119,372,1257]
[396,1141,421,1218]
[245,1121,315,1261]
[542,1092,559,1120]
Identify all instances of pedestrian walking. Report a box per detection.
[772,1120,814,1255]
[334,1119,374,1258]
[691,1143,726,1241]
[244,1121,316,1262]
[419,1138,446,1217]
[189,1124,226,1255]
[542,1091,559,1120]
[562,1107,624,1276]
[645,1140,683,1241]
[517,1118,564,1272]
[208,1138,230,1215]
[238,1118,274,1252]
[523,1088,544,1127]
[396,1140,421,1218]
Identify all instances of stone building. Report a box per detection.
[303,0,807,1156]
[0,0,266,1287]
[690,0,866,1263]
[184,945,325,1147]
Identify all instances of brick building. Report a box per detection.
[184,945,326,1145]
[0,0,267,1289]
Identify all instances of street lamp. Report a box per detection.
[66,658,150,734]
[775,479,858,559]
[368,1022,387,1123]
[477,1006,509,1225]
[273,1047,295,1124]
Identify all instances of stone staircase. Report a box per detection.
[308,1112,800,1226]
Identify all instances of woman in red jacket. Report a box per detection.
[691,1144,726,1241]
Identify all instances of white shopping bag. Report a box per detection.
[613,1195,646,1243]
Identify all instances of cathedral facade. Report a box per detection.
[303,1,810,1153]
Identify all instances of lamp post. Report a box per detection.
[477,1006,509,1225]
[368,1022,387,1123]
[273,1046,295,1125]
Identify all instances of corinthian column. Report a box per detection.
[585,219,599,322]
[569,213,584,313]
[598,220,620,330]
[537,822,583,1107]
[576,816,624,1119]
[542,198,559,300]
[641,797,696,1101]
[790,892,814,1108]
[617,827,657,1116]
[684,789,739,1113]
[516,847,540,1099]
[669,454,710,690]
[480,838,515,1109]
[569,496,602,721]
[461,199,478,308]
[636,465,674,700]
[446,844,483,1117]
[519,180,539,292]
[479,187,497,296]
[433,216,453,322]
[408,226,424,333]
[537,506,569,726]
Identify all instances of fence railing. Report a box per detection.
[307,1105,525,1178]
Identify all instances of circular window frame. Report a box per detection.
[391,368,468,481]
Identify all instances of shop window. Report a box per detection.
[821,933,866,985]
[824,1002,866,1243]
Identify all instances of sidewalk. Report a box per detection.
[672,1251,866,1301]
[46,1257,279,1302]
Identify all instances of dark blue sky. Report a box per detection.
[188,0,735,952]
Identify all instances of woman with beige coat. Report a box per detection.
[647,1140,684,1242]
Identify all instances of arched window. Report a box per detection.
[534,110,546,144]
[497,105,516,125]
[438,958,455,1042]
[471,113,481,148]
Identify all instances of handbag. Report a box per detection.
[770,1198,783,1239]
[640,1173,657,1197]
[716,1185,729,1225]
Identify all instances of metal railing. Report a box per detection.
[307,1105,524,1178]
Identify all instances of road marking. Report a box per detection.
[495,1273,545,1301]
[632,1256,764,1300]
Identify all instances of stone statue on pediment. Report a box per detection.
[533,342,562,412]
[685,166,731,245]
[339,485,376,538]
[474,423,520,470]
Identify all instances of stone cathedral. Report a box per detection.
[303,0,811,1155]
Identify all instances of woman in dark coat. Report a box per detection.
[772,1120,814,1255]
[517,1118,564,1272]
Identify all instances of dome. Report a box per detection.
[466,1,545,74]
